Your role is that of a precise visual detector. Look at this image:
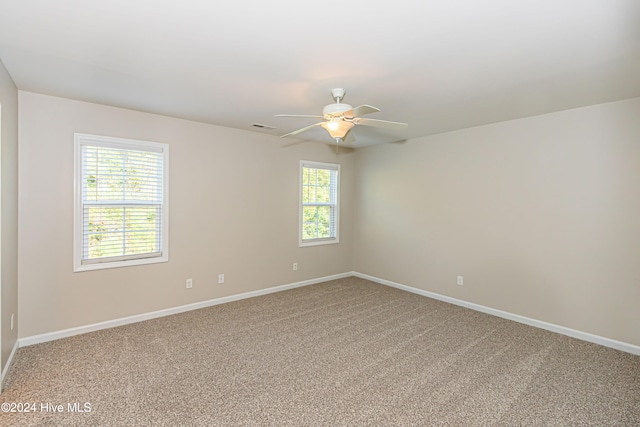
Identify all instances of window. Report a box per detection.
[300,160,340,246]
[74,134,169,271]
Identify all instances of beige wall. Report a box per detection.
[18,92,355,338]
[354,97,640,346]
[16,90,640,348]
[0,59,19,375]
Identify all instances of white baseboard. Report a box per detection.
[353,272,640,356]
[18,271,640,356]
[1,340,19,390]
[19,272,352,348]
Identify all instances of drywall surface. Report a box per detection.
[354,97,640,346]
[18,92,355,338]
[0,58,18,377]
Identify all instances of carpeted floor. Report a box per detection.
[1,276,639,426]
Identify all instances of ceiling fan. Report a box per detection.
[275,88,408,145]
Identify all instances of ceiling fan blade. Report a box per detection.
[343,104,380,118]
[354,117,408,130]
[280,122,323,138]
[342,130,356,144]
[275,114,324,119]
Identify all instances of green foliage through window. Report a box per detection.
[301,162,339,243]
[81,144,164,262]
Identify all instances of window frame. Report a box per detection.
[299,160,340,247]
[73,133,170,272]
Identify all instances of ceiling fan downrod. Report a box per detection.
[331,88,346,104]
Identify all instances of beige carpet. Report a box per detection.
[1,277,639,426]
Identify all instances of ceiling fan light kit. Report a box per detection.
[321,120,354,139]
[276,88,408,145]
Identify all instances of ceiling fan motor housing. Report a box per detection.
[323,103,353,117]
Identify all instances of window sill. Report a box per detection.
[299,238,339,248]
[73,255,168,272]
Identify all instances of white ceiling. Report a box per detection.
[1,0,639,147]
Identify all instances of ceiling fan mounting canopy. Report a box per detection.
[330,88,346,102]
[275,88,408,144]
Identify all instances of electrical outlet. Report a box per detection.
[293,262,298,271]
[457,276,464,286]
[11,314,14,330]
[218,274,225,284]
[186,278,193,289]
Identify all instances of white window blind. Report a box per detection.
[74,134,169,271]
[300,161,340,246]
